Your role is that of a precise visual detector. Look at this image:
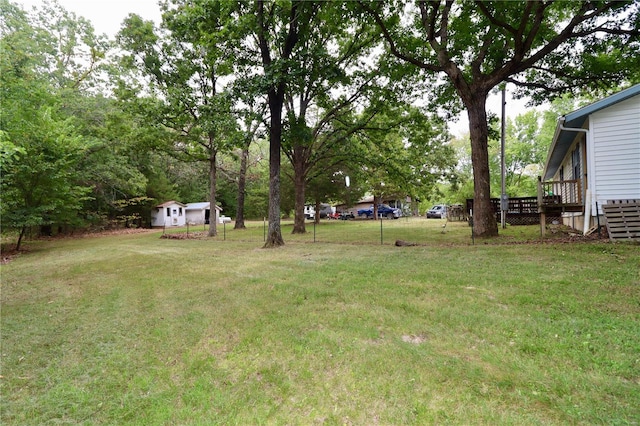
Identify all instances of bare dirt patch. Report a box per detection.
[401,334,428,344]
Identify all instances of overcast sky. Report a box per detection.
[16,0,536,136]
[17,0,162,37]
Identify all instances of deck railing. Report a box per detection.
[537,178,582,211]
[465,196,571,225]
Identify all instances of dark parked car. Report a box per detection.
[357,204,401,219]
[318,203,334,219]
[338,212,355,220]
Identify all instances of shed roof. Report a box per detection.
[185,202,209,210]
[543,84,640,180]
[185,202,222,211]
[155,200,186,208]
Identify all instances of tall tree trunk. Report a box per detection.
[373,194,379,219]
[264,91,285,247]
[292,145,307,234]
[234,146,249,229]
[208,149,218,237]
[314,198,321,225]
[15,226,26,251]
[256,0,300,247]
[466,95,498,237]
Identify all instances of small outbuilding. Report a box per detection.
[185,202,223,225]
[151,201,187,228]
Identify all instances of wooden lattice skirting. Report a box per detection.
[602,200,640,241]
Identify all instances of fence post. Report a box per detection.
[470,211,474,245]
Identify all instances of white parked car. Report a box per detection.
[426,204,448,219]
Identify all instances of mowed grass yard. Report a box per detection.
[1,219,639,425]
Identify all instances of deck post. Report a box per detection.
[537,176,543,211]
[537,176,545,236]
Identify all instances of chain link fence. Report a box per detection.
[160,216,483,246]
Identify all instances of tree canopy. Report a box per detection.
[361,0,640,236]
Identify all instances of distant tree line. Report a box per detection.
[2,0,638,249]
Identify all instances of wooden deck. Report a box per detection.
[465,196,561,225]
[537,179,583,213]
[465,179,584,228]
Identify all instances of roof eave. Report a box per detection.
[543,84,640,181]
[542,117,566,180]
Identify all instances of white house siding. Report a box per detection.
[185,209,205,225]
[185,202,210,225]
[591,96,640,210]
[185,202,223,225]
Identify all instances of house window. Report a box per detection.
[179,207,183,216]
[166,207,171,217]
[572,145,580,180]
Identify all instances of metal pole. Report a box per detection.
[380,217,383,245]
[470,210,475,245]
[596,201,601,237]
[500,85,507,229]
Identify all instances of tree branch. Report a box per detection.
[359,1,442,72]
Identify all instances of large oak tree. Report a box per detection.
[362,0,640,237]
[253,0,314,247]
[229,0,328,246]
[277,2,382,234]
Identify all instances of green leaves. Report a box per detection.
[1,106,92,233]
[1,1,159,241]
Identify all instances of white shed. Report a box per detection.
[151,201,187,228]
[185,202,223,225]
[542,84,640,233]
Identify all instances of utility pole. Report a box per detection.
[500,85,507,229]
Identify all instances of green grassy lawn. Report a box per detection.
[170,216,553,245]
[2,220,639,425]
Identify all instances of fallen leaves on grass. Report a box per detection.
[160,232,207,240]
